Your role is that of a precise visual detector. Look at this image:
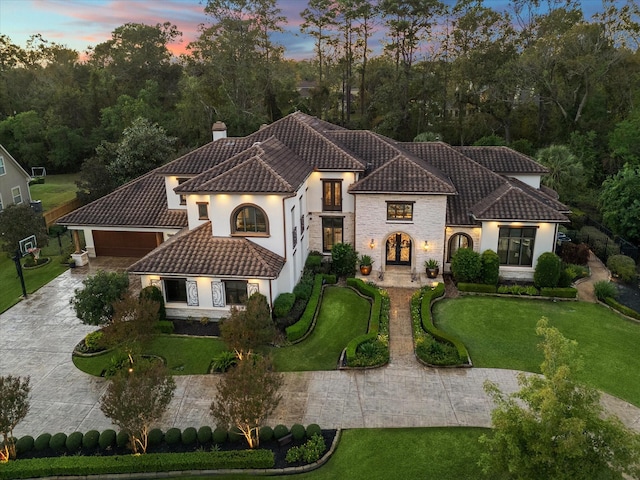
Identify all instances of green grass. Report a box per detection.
[0,233,74,314]
[29,173,80,210]
[73,335,228,376]
[176,428,487,480]
[434,296,640,406]
[270,286,371,371]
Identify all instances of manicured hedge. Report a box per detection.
[344,278,385,365]
[0,450,275,479]
[273,293,296,318]
[420,284,469,364]
[539,287,577,298]
[286,274,332,342]
[457,283,497,293]
[604,297,640,320]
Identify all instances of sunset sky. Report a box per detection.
[0,0,617,61]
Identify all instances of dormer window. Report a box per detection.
[232,204,269,235]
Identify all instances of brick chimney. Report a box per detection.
[212,121,227,141]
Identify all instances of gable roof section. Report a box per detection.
[455,146,548,175]
[471,183,569,222]
[507,177,570,214]
[128,222,284,278]
[175,136,312,194]
[57,173,187,228]
[0,144,31,180]
[349,154,457,194]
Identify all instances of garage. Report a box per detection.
[93,230,160,257]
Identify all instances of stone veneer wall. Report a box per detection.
[307,211,355,254]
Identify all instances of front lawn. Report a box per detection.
[73,335,228,376]
[434,296,640,406]
[270,286,371,371]
[29,173,80,210]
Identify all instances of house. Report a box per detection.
[58,112,569,319]
[0,144,31,213]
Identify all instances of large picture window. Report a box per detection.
[164,278,187,303]
[232,204,268,234]
[448,233,473,262]
[497,227,536,266]
[387,202,413,221]
[322,217,343,252]
[225,280,247,305]
[322,180,342,211]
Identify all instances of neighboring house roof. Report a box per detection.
[175,136,312,195]
[58,173,187,228]
[0,144,31,180]
[454,146,548,175]
[128,222,285,279]
[471,183,569,222]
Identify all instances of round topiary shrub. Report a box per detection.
[34,433,51,451]
[116,430,129,449]
[451,248,482,283]
[197,426,212,444]
[534,252,562,288]
[83,430,100,450]
[480,249,500,285]
[273,424,289,440]
[147,428,164,447]
[291,423,305,441]
[259,426,274,442]
[212,427,228,444]
[16,435,34,455]
[607,255,637,283]
[305,424,322,438]
[228,426,243,443]
[65,432,83,453]
[164,428,182,446]
[182,427,197,445]
[49,432,67,452]
[99,429,116,450]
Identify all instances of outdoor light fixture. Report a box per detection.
[423,240,429,251]
[369,239,375,249]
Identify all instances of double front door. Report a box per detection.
[386,233,411,266]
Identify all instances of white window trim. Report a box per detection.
[0,156,5,176]
[11,186,22,205]
[0,193,3,212]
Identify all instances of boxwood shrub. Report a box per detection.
[607,255,637,283]
[273,424,289,440]
[286,274,324,342]
[34,433,51,451]
[65,432,83,453]
[273,292,296,317]
[212,427,228,444]
[116,430,129,448]
[49,432,67,453]
[480,249,500,285]
[82,430,100,450]
[540,287,577,298]
[197,426,212,444]
[534,252,562,288]
[306,424,322,438]
[148,428,164,447]
[98,429,116,450]
[457,282,497,293]
[165,428,182,446]
[259,426,274,442]
[16,435,34,455]
[228,426,243,443]
[181,427,197,446]
[451,248,482,283]
[291,423,306,441]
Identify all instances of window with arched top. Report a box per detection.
[448,233,473,262]
[231,204,269,235]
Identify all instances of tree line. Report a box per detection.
[1,0,640,237]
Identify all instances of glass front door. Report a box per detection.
[386,233,412,266]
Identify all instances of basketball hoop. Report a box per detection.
[28,247,41,261]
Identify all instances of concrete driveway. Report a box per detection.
[2,262,640,438]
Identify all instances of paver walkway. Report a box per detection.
[2,264,640,439]
[576,252,610,302]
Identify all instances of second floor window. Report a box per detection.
[232,204,268,234]
[177,178,189,205]
[197,202,209,220]
[387,202,413,221]
[322,180,342,211]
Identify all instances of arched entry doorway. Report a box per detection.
[386,232,412,266]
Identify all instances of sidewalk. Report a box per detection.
[575,252,610,302]
[2,267,639,439]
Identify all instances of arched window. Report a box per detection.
[448,233,473,261]
[232,204,269,235]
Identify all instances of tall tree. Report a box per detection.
[0,376,30,460]
[600,163,640,244]
[220,293,275,360]
[536,144,586,201]
[0,204,48,254]
[480,318,640,479]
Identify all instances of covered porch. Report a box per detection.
[355,265,443,289]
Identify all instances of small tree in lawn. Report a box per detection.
[220,293,275,360]
[479,318,640,479]
[211,355,283,449]
[70,270,130,325]
[0,375,30,460]
[0,204,48,254]
[99,361,175,454]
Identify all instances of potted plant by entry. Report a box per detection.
[359,254,374,276]
[424,258,440,278]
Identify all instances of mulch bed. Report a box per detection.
[17,430,337,470]
[613,279,640,314]
[171,319,221,337]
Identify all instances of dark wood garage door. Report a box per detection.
[93,230,160,257]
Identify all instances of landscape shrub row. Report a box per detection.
[418,284,469,365]
[285,274,336,342]
[0,450,275,479]
[604,297,640,321]
[458,283,577,299]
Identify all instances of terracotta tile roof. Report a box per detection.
[57,173,187,228]
[128,222,285,278]
[507,177,570,214]
[471,183,569,222]
[157,138,254,176]
[349,154,457,194]
[455,146,548,175]
[175,137,312,194]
